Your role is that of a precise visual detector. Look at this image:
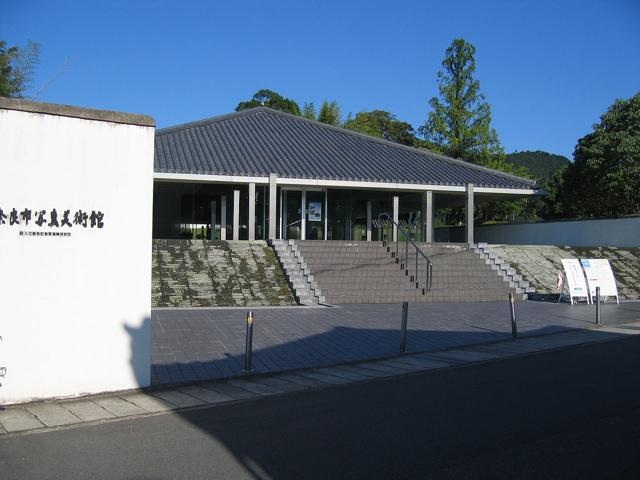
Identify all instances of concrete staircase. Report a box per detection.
[472,243,536,295]
[270,240,325,305]
[286,240,520,304]
[152,240,296,307]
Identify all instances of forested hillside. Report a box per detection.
[506,151,570,183]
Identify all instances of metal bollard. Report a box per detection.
[595,286,601,325]
[400,302,408,353]
[244,311,254,373]
[509,293,518,338]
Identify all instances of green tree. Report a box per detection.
[317,100,341,126]
[302,101,316,120]
[557,92,640,217]
[419,38,502,163]
[344,110,415,146]
[235,89,301,115]
[0,40,41,98]
[474,157,538,223]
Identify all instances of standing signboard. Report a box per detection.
[560,259,590,304]
[581,259,620,303]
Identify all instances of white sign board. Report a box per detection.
[561,259,590,304]
[0,101,154,403]
[581,259,619,303]
[308,201,322,222]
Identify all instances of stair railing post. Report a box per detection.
[404,232,408,273]
[395,231,399,263]
[400,301,408,353]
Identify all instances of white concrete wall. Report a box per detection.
[476,216,640,247]
[0,108,154,403]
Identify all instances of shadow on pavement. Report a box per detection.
[119,302,640,480]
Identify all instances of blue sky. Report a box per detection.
[2,0,639,159]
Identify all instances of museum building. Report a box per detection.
[153,107,539,243]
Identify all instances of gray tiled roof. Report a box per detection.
[154,107,536,190]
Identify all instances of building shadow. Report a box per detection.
[122,303,640,479]
[124,317,151,388]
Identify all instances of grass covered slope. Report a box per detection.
[488,244,640,300]
[152,240,296,307]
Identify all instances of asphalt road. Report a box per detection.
[2,337,640,480]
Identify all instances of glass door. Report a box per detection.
[284,190,302,239]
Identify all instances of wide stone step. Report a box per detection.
[293,239,520,305]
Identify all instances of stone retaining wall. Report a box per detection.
[152,240,296,307]
[487,245,640,300]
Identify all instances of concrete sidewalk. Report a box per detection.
[2,319,640,437]
[151,301,640,384]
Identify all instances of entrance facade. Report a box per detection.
[152,182,449,243]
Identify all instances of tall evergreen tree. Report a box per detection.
[302,101,316,120]
[317,100,341,126]
[419,38,502,163]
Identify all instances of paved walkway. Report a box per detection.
[2,318,640,437]
[151,301,640,385]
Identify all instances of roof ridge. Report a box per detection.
[156,108,265,135]
[157,107,536,187]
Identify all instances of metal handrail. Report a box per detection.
[378,213,433,293]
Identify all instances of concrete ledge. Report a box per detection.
[0,97,155,127]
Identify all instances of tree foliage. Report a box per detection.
[235,89,301,115]
[419,38,502,163]
[503,151,570,219]
[556,92,640,217]
[343,110,415,146]
[474,157,539,223]
[302,101,316,120]
[317,100,341,126]
[0,40,41,98]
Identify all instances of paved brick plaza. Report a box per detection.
[151,301,640,385]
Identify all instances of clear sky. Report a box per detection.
[2,0,639,159]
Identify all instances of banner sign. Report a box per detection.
[561,259,590,304]
[581,259,619,303]
[307,202,322,222]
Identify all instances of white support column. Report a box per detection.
[281,190,286,240]
[248,182,256,241]
[220,195,227,240]
[268,173,277,240]
[232,189,240,240]
[422,190,433,243]
[210,200,217,240]
[392,195,399,242]
[301,189,307,240]
[466,183,474,245]
[366,200,372,242]
[324,189,328,240]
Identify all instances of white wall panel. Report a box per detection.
[0,108,154,403]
